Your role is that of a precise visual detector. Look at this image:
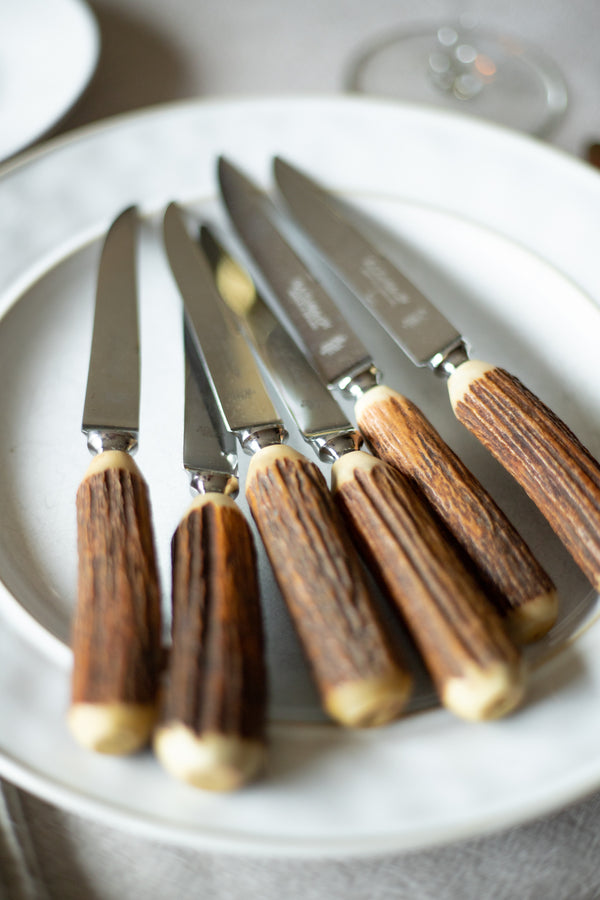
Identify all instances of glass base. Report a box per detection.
[345,24,568,137]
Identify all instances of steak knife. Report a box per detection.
[69,208,163,755]
[153,327,267,790]
[163,201,412,729]
[217,158,557,645]
[273,158,600,595]
[201,225,525,721]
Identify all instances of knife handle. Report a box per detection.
[245,444,412,728]
[332,451,524,720]
[69,451,163,755]
[154,493,267,791]
[449,360,600,590]
[356,385,557,644]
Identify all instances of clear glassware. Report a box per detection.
[345,17,568,137]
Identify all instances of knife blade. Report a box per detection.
[217,158,557,645]
[274,157,600,597]
[201,225,525,721]
[163,201,412,729]
[69,207,163,756]
[154,326,266,791]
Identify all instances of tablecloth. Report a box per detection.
[1,1,599,897]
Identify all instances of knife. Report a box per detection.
[201,224,525,721]
[217,158,557,645]
[69,207,163,755]
[153,327,267,790]
[163,201,411,729]
[273,157,600,596]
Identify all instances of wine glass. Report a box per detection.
[344,16,568,137]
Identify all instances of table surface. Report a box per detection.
[1,1,599,898]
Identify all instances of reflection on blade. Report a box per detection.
[200,226,354,445]
[163,202,282,437]
[218,157,374,389]
[273,157,462,368]
[82,206,140,436]
[182,325,237,482]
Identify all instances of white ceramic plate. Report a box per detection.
[0,0,99,162]
[1,96,600,857]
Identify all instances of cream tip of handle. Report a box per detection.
[154,725,265,791]
[247,443,306,479]
[331,450,381,493]
[68,702,156,755]
[442,660,526,722]
[354,384,399,419]
[84,450,141,480]
[184,492,239,514]
[325,670,412,728]
[506,590,559,645]
[447,360,495,411]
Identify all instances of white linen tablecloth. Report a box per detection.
[1,1,599,897]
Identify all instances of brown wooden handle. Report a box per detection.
[69,451,163,755]
[332,451,524,720]
[356,385,557,644]
[245,444,412,727]
[449,360,600,591]
[154,493,266,791]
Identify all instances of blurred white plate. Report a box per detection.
[0,0,99,162]
[0,96,600,857]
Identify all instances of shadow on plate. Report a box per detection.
[60,2,192,134]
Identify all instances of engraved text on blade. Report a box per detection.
[287,276,332,329]
[360,254,430,332]
[286,275,350,360]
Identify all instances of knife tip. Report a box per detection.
[217,156,266,213]
[108,204,139,232]
[162,201,183,239]
[272,157,310,196]
[217,154,235,183]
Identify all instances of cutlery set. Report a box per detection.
[67,157,600,791]
[153,327,267,791]
[70,208,162,757]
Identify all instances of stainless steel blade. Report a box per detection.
[82,206,140,445]
[183,325,238,490]
[218,157,375,390]
[200,226,357,458]
[274,157,464,370]
[163,202,283,440]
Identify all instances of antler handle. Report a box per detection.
[449,360,600,591]
[154,493,266,791]
[69,451,163,755]
[332,451,525,720]
[356,385,557,644]
[246,444,412,728]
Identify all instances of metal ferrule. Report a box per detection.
[85,429,138,456]
[429,339,470,379]
[311,429,363,463]
[188,469,239,498]
[336,363,381,400]
[238,423,289,455]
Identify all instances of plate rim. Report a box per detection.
[1,94,600,856]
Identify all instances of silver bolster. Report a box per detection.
[85,428,138,455]
[336,363,381,400]
[429,339,470,379]
[311,430,363,463]
[188,469,239,497]
[238,423,289,455]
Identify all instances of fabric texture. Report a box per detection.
[2,782,600,900]
[1,0,599,897]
